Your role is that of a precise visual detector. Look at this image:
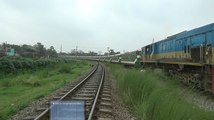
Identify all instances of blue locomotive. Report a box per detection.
[141,23,214,93]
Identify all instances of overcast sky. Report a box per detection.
[0,0,214,53]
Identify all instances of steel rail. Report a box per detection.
[34,64,99,120]
[88,65,105,120]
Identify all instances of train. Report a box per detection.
[73,23,214,93]
[141,23,214,93]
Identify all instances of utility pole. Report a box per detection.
[107,47,110,59]
[76,46,78,60]
[60,44,62,53]
[107,47,110,54]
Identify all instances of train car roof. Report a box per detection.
[142,23,214,48]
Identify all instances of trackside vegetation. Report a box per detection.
[108,64,214,120]
[0,60,90,120]
[0,56,68,75]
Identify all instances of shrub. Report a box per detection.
[12,61,23,70]
[1,61,16,73]
[59,64,72,73]
[0,58,74,74]
[21,76,41,87]
[38,70,49,78]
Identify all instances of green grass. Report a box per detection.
[107,64,214,120]
[0,60,90,120]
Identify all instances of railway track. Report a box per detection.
[23,63,112,120]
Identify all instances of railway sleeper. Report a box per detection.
[22,116,36,120]
[71,96,94,101]
[75,93,95,97]
[36,107,46,112]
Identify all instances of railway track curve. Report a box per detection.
[23,63,112,120]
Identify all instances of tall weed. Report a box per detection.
[108,64,214,120]
[59,64,72,73]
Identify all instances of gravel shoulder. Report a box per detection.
[180,87,214,111]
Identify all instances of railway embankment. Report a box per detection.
[0,60,90,120]
[107,64,214,120]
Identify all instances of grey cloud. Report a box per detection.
[0,0,214,53]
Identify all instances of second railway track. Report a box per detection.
[24,63,113,120]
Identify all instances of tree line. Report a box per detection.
[0,42,121,58]
[0,42,57,58]
[67,48,120,56]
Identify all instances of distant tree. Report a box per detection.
[78,50,85,56]
[21,44,36,57]
[0,42,59,58]
[47,46,57,57]
[22,44,36,52]
[88,51,98,56]
[34,42,46,57]
[109,49,115,55]
[104,52,108,55]
[10,44,22,54]
[115,51,120,54]
[2,43,7,49]
[70,49,76,55]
